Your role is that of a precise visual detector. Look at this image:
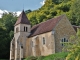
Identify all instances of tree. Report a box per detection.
[70,0,80,25]
[0,12,17,59]
[66,28,80,60]
[27,0,74,26]
[25,9,32,14]
[1,12,17,32]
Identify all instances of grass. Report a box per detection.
[24,52,68,60]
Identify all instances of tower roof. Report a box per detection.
[14,10,30,26]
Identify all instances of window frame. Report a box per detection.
[61,38,68,46]
[43,37,46,45]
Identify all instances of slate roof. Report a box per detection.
[14,10,30,26]
[29,15,64,37]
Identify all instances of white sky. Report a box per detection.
[0,9,21,18]
[40,0,45,5]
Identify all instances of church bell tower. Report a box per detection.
[10,10,31,60]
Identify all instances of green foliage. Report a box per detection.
[27,0,76,26]
[66,29,80,60]
[1,13,17,32]
[24,56,37,60]
[26,0,80,26]
[69,0,80,25]
[43,52,68,60]
[0,12,17,59]
[24,52,68,60]
[25,9,32,14]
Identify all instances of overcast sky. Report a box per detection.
[0,0,45,18]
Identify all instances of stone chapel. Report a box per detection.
[10,10,76,60]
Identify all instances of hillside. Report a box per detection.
[27,0,80,26]
[24,52,68,60]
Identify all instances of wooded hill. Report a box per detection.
[27,0,80,26]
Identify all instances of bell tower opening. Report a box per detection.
[26,27,27,32]
[24,26,25,32]
[24,26,28,32]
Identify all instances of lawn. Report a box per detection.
[24,52,68,60]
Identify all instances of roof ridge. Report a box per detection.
[30,15,64,37]
[33,15,64,27]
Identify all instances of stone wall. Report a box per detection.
[26,32,55,57]
[37,32,54,56]
[25,38,33,57]
[54,15,76,52]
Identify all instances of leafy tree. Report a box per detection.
[0,25,9,58]
[27,11,38,26]
[27,0,73,26]
[25,9,32,14]
[66,29,80,60]
[1,12,17,32]
[0,12,17,59]
[70,0,80,25]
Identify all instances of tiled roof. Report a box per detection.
[14,10,30,26]
[29,15,64,37]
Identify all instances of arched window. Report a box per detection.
[43,37,45,45]
[16,27,19,33]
